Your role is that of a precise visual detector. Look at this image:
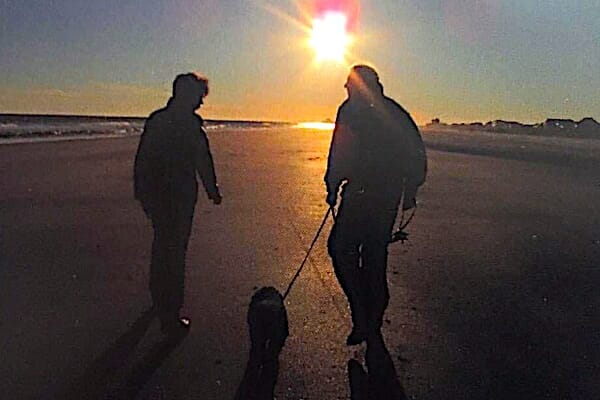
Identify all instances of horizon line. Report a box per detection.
[0,112,298,125]
[2,112,597,127]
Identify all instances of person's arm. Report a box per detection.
[324,105,353,206]
[400,110,427,188]
[133,118,157,216]
[133,133,146,201]
[195,127,221,204]
[393,105,427,210]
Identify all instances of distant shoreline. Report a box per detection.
[2,113,599,142]
[0,113,294,126]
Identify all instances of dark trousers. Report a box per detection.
[328,195,399,334]
[149,199,195,321]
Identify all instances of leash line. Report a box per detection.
[282,207,332,301]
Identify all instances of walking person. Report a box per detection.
[134,73,222,334]
[325,65,426,345]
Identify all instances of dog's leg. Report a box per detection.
[234,345,264,400]
[256,346,283,400]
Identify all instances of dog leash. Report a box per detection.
[390,205,417,243]
[282,207,333,301]
[281,188,414,300]
[389,178,418,244]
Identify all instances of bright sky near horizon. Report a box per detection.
[0,0,598,125]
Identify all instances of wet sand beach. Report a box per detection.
[1,128,599,399]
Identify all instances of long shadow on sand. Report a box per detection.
[422,234,599,399]
[424,142,599,170]
[348,333,408,400]
[60,308,186,399]
[106,330,187,399]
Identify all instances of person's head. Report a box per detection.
[344,64,383,100]
[172,72,209,110]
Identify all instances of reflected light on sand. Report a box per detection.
[295,121,335,130]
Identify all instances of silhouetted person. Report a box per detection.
[134,72,222,334]
[325,65,426,345]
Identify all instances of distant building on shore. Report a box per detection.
[424,117,600,138]
[542,118,600,137]
[543,118,577,131]
[576,117,600,137]
[485,120,534,133]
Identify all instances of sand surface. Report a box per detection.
[1,128,599,399]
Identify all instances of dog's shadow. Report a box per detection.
[61,308,186,400]
[348,333,408,400]
[234,287,289,400]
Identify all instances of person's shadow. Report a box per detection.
[348,333,408,400]
[61,308,187,400]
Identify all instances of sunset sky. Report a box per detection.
[1,0,598,125]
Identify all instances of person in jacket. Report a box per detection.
[325,65,426,345]
[134,72,222,334]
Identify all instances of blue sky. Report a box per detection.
[1,0,598,123]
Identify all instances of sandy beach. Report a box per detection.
[1,127,599,399]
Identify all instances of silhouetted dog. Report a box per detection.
[234,286,289,400]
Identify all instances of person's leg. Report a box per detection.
[362,203,398,336]
[150,211,170,313]
[328,199,368,344]
[160,201,195,332]
[362,241,390,335]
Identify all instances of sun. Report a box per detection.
[309,11,351,63]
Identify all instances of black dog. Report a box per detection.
[234,287,289,400]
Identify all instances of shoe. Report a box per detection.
[161,316,191,335]
[179,317,191,329]
[346,327,367,346]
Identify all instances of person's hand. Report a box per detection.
[209,191,222,205]
[326,191,337,208]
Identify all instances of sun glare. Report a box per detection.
[309,11,351,62]
[295,121,335,130]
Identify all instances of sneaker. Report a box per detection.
[346,327,367,346]
[161,316,191,335]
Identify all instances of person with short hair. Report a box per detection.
[325,65,426,345]
[134,72,222,334]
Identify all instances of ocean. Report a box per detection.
[0,114,292,144]
[2,113,599,170]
